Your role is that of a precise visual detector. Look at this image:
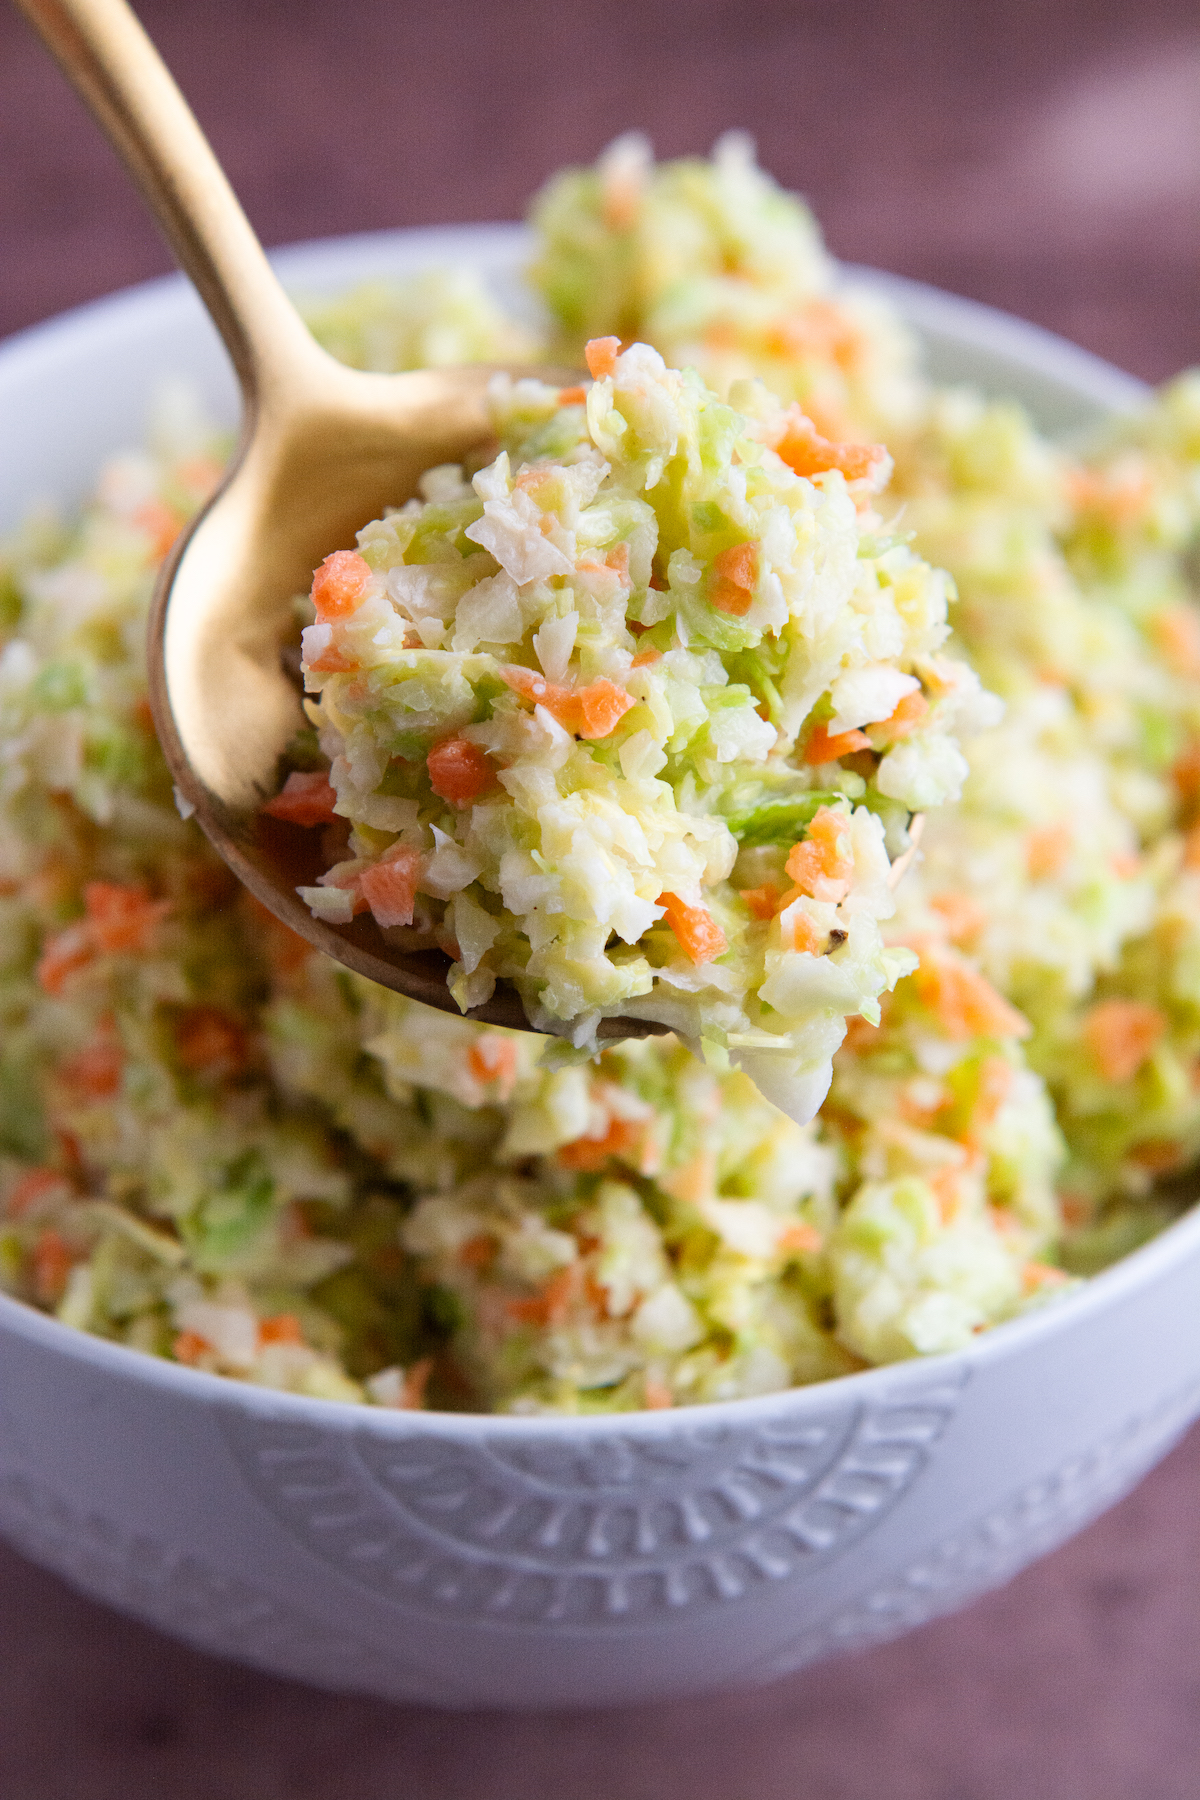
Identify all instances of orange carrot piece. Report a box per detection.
[929,892,988,942]
[359,845,423,929]
[36,923,95,996]
[557,1116,643,1172]
[401,1357,434,1409]
[585,337,621,380]
[558,385,588,405]
[804,722,871,764]
[909,939,1030,1042]
[713,542,759,590]
[1022,1261,1069,1294]
[499,666,633,739]
[1152,606,1200,680]
[1082,998,1167,1083]
[786,807,854,898]
[467,1036,519,1097]
[172,1329,211,1366]
[773,405,887,483]
[605,542,631,581]
[658,892,727,965]
[311,550,372,622]
[739,884,781,922]
[778,1221,823,1255]
[33,1229,73,1304]
[175,1005,249,1076]
[631,647,662,667]
[259,1312,304,1346]
[710,540,759,616]
[873,689,929,741]
[427,736,498,806]
[458,1233,498,1272]
[1026,822,1073,880]
[60,1034,123,1099]
[262,770,339,827]
[84,882,171,953]
[578,679,635,740]
[133,498,183,562]
[6,1168,67,1219]
[790,910,826,955]
[508,1265,579,1328]
[643,1375,674,1410]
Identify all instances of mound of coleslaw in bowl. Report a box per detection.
[0,137,1198,1429]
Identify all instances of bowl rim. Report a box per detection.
[0,223,1190,1440]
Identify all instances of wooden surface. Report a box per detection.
[3,1,1200,1793]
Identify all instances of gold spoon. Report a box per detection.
[16,0,651,1036]
[19,0,922,1043]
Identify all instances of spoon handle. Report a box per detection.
[14,0,318,400]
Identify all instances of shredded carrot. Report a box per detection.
[1110,851,1142,879]
[771,404,887,483]
[606,542,631,582]
[458,1233,498,1272]
[658,892,727,965]
[359,845,423,930]
[7,1168,67,1220]
[33,1229,73,1305]
[508,1264,579,1328]
[1151,605,1200,680]
[778,1221,822,1255]
[262,770,339,827]
[36,923,94,996]
[176,454,224,498]
[60,1032,123,1099]
[710,541,759,616]
[790,910,826,955]
[499,665,634,740]
[643,1376,674,1410]
[1172,741,1200,816]
[585,337,621,380]
[1059,1193,1091,1229]
[786,807,854,899]
[1128,1139,1184,1174]
[928,892,988,942]
[739,884,781,922]
[558,385,588,406]
[401,1357,435,1409]
[872,689,929,741]
[427,736,498,806]
[1082,998,1167,1083]
[930,1167,963,1226]
[259,1312,304,1346]
[1026,822,1072,880]
[908,939,1031,1041]
[172,1329,211,1366]
[804,722,871,764]
[766,301,863,372]
[467,1036,519,1098]
[175,1005,249,1077]
[311,550,372,622]
[558,1116,644,1172]
[132,498,183,562]
[1183,827,1200,871]
[1022,1261,1069,1294]
[304,635,358,674]
[631,647,662,667]
[84,882,171,954]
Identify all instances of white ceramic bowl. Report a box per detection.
[2,227,1197,1712]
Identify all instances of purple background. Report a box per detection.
[3,1,1200,1793]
